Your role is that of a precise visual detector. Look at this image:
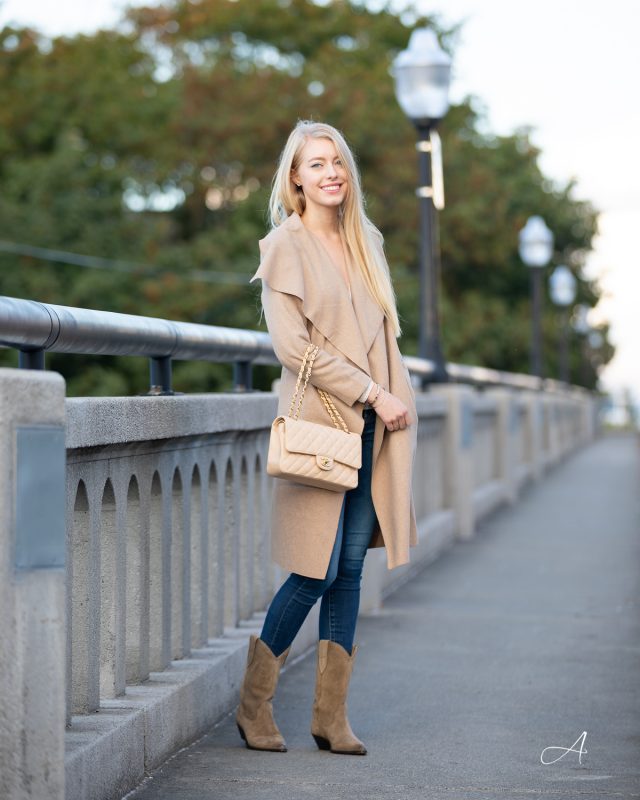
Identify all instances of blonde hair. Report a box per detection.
[268,120,401,337]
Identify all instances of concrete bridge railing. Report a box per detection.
[0,364,597,800]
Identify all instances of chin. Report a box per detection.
[316,193,345,208]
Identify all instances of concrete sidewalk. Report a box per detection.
[126,433,640,800]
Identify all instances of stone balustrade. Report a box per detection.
[0,368,597,800]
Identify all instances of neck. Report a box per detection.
[300,203,341,237]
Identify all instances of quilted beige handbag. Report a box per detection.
[267,343,362,491]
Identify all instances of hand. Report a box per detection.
[371,389,410,431]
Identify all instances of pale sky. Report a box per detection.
[1,0,638,404]
[412,0,640,406]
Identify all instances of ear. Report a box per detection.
[290,170,301,189]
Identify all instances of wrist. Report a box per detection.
[366,382,379,405]
[371,386,386,408]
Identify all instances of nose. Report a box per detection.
[325,162,338,179]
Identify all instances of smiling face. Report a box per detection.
[291,137,349,216]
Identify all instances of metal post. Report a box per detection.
[416,125,448,385]
[579,336,589,387]
[18,348,45,370]
[559,309,570,383]
[530,267,543,379]
[233,361,252,392]
[148,356,173,395]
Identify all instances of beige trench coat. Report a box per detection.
[250,211,417,580]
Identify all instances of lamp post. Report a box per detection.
[518,216,554,379]
[393,28,451,384]
[549,264,576,383]
[572,303,591,386]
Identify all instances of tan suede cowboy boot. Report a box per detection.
[236,635,290,751]
[311,639,367,755]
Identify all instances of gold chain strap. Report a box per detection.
[293,344,317,419]
[317,388,350,433]
[288,343,315,418]
[287,343,350,433]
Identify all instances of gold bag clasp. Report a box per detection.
[316,454,334,471]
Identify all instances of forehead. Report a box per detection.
[299,137,339,161]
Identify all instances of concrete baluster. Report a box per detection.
[487,389,519,506]
[71,479,102,714]
[238,455,254,621]
[148,472,165,671]
[223,459,239,629]
[99,479,119,698]
[190,464,205,649]
[125,475,147,683]
[208,461,225,639]
[252,452,269,613]
[523,391,543,481]
[169,469,183,660]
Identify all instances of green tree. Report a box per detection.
[0,1,605,395]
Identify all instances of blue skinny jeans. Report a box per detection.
[260,407,378,657]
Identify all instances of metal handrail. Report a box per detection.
[401,355,573,394]
[0,296,583,395]
[0,296,275,392]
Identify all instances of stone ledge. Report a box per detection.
[65,393,279,449]
[65,391,451,450]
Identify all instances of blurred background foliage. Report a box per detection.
[0,0,609,395]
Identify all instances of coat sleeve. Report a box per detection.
[260,284,372,406]
[251,230,371,407]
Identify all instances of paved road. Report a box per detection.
[127,433,640,800]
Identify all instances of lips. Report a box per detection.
[321,184,343,193]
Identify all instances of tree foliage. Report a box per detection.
[0,0,608,395]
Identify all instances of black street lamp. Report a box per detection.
[518,216,554,380]
[393,28,452,384]
[572,303,592,387]
[549,264,577,383]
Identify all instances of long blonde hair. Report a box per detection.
[268,120,401,337]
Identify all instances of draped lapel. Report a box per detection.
[349,246,385,358]
[285,212,384,375]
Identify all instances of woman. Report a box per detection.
[238,120,418,755]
